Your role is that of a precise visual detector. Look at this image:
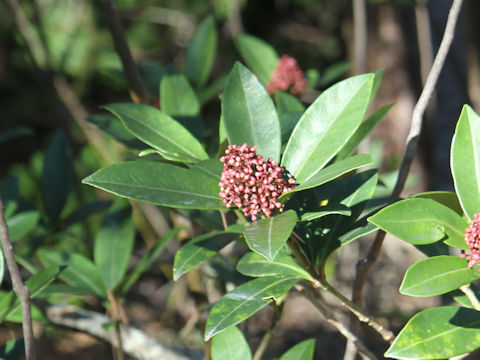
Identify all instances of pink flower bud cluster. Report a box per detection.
[266,55,307,95]
[460,213,480,268]
[219,143,296,221]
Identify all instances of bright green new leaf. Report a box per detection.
[104,103,208,163]
[204,275,300,340]
[174,231,241,280]
[94,199,135,291]
[38,250,107,298]
[6,211,39,241]
[400,256,479,297]
[222,62,281,162]
[243,210,297,261]
[160,73,200,117]
[236,251,313,281]
[385,306,480,359]
[279,339,316,360]
[184,15,217,87]
[211,326,252,360]
[451,104,480,221]
[83,161,225,210]
[282,74,374,182]
[235,34,278,84]
[368,198,468,248]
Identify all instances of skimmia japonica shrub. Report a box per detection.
[369,105,480,359]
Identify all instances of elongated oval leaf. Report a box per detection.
[368,198,468,248]
[38,250,107,298]
[205,275,300,340]
[279,339,316,360]
[340,221,377,246]
[237,251,313,281]
[83,161,224,210]
[400,256,479,297]
[244,210,297,261]
[173,231,240,281]
[235,35,278,84]
[184,16,217,87]
[160,74,200,117]
[104,103,208,163]
[6,211,39,241]
[413,191,463,216]
[282,74,374,182]
[190,158,222,180]
[94,199,135,290]
[385,306,480,359]
[451,105,480,221]
[300,204,351,222]
[211,326,252,360]
[222,62,281,162]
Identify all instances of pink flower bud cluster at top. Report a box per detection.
[460,213,480,268]
[266,55,307,95]
[218,143,296,221]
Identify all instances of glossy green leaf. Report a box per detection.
[451,105,480,221]
[6,211,39,241]
[340,221,377,246]
[205,275,300,340]
[0,338,24,359]
[64,200,112,227]
[236,251,313,281]
[104,103,208,163]
[414,191,463,216]
[235,34,278,84]
[275,91,305,141]
[174,231,240,281]
[190,158,222,180]
[222,62,281,162]
[184,15,217,87]
[83,161,224,210]
[453,285,480,309]
[337,104,393,159]
[300,204,351,222]
[282,74,374,182]
[211,326,252,360]
[94,199,135,290]
[400,256,479,297]
[279,338,316,360]
[368,198,468,248]
[42,129,73,222]
[243,210,297,261]
[282,154,372,197]
[385,306,480,359]
[318,61,352,87]
[38,250,107,298]
[160,73,200,117]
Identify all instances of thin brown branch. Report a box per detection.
[353,0,368,75]
[351,0,464,309]
[95,0,148,104]
[0,198,36,360]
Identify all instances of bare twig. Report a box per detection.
[460,285,480,311]
[95,0,148,104]
[415,0,434,85]
[297,285,378,360]
[351,0,464,310]
[0,198,36,360]
[353,0,368,75]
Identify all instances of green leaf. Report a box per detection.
[64,200,112,227]
[204,275,300,340]
[453,284,480,309]
[318,61,352,87]
[368,198,468,248]
[184,15,217,87]
[160,73,200,117]
[190,158,222,180]
[94,199,135,291]
[282,154,372,197]
[279,339,316,360]
[236,251,313,281]
[275,91,305,141]
[300,204,351,222]
[0,126,32,144]
[235,34,278,84]
[0,338,24,359]
[104,103,208,163]
[42,129,73,222]
[6,211,39,241]
[38,250,107,298]
[340,221,377,246]
[243,210,297,261]
[83,161,225,210]
[173,231,240,281]
[451,104,480,221]
[282,74,374,182]
[413,191,463,216]
[385,306,480,359]
[211,326,252,360]
[337,103,393,159]
[400,256,479,297]
[222,62,281,161]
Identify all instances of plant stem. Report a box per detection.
[460,285,480,311]
[0,198,36,360]
[353,0,368,75]
[220,211,228,230]
[252,303,283,360]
